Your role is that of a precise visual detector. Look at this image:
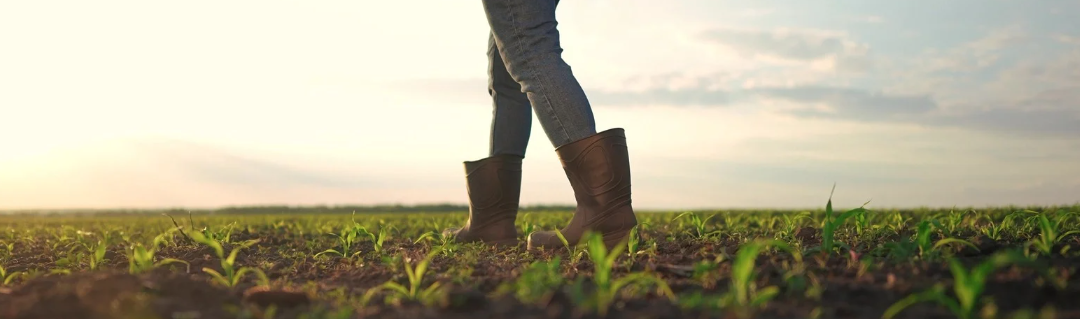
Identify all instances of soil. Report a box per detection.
[2,233,1079,319]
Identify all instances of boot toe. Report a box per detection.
[442,227,462,239]
[526,231,564,250]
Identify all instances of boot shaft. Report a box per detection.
[555,128,633,221]
[464,154,523,228]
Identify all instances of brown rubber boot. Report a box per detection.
[527,128,638,250]
[442,153,523,246]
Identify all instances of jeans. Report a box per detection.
[483,0,597,158]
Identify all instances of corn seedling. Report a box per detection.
[494,256,564,305]
[691,254,726,289]
[189,231,268,288]
[723,239,803,319]
[977,213,1021,241]
[675,212,721,239]
[779,212,812,240]
[1,264,26,286]
[81,239,108,270]
[555,229,588,265]
[128,228,190,274]
[582,231,675,317]
[1026,212,1080,256]
[883,250,1062,319]
[814,185,870,255]
[362,250,446,306]
[314,223,365,260]
[358,225,392,255]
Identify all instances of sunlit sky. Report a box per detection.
[2,0,1078,210]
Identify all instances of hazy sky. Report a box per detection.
[2,0,1078,210]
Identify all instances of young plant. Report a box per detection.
[778,212,812,240]
[189,231,268,288]
[1,264,26,286]
[723,239,803,319]
[917,220,979,258]
[363,250,446,306]
[1026,212,1079,256]
[691,254,727,289]
[358,225,391,255]
[555,229,588,265]
[976,213,1019,241]
[314,223,365,260]
[626,223,652,262]
[580,231,675,317]
[413,230,459,257]
[81,238,108,271]
[815,185,870,255]
[494,256,564,305]
[883,251,1062,319]
[128,229,190,274]
[674,212,720,239]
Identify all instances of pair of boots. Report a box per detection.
[443,128,638,249]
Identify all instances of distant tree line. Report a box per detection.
[0,203,578,216]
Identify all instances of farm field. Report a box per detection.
[1,199,1079,319]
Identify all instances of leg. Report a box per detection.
[441,32,536,246]
[481,0,597,149]
[481,0,637,250]
[488,32,532,158]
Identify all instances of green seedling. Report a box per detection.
[314,223,365,260]
[413,230,459,257]
[723,239,803,319]
[128,229,190,274]
[1,242,13,262]
[519,212,537,239]
[581,231,675,317]
[626,223,652,262]
[198,221,238,245]
[675,212,721,239]
[494,256,564,305]
[779,212,812,240]
[815,185,870,255]
[363,250,446,306]
[1026,212,1079,256]
[358,225,392,255]
[81,239,108,270]
[936,208,970,237]
[189,231,268,288]
[883,250,1063,319]
[555,229,587,265]
[1,264,26,286]
[917,220,980,258]
[977,213,1021,241]
[691,254,727,289]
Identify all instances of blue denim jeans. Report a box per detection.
[483,0,597,158]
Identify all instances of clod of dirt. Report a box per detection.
[241,286,311,308]
[795,227,818,242]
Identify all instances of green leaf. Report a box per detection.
[315,249,344,259]
[381,282,410,296]
[202,267,230,286]
[933,238,980,253]
[156,258,191,273]
[750,286,780,307]
[881,286,955,319]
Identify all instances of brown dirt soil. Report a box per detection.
[2,239,1080,319]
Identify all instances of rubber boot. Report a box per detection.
[527,128,638,250]
[442,153,523,246]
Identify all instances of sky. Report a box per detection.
[1,0,1079,210]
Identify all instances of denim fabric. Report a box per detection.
[483,0,597,158]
